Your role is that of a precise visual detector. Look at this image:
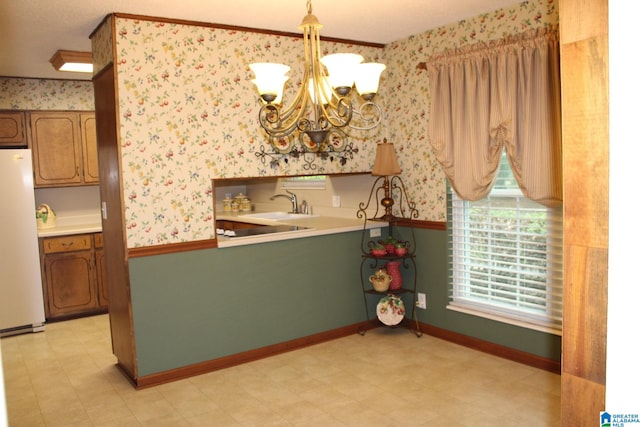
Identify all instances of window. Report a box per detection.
[280,175,326,189]
[448,152,563,334]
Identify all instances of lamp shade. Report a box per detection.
[372,142,401,176]
[354,63,386,97]
[307,77,332,105]
[251,76,289,104]
[321,53,363,90]
[249,63,291,102]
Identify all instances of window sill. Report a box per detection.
[446,304,562,336]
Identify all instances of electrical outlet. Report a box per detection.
[417,293,427,309]
[332,195,341,207]
[370,228,381,238]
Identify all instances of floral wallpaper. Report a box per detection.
[384,0,559,221]
[92,0,556,248]
[100,16,385,247]
[90,14,113,76]
[0,2,559,249]
[0,78,94,110]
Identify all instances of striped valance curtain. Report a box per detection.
[424,27,562,207]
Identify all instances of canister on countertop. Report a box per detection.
[235,193,252,212]
[223,194,232,212]
[240,197,252,212]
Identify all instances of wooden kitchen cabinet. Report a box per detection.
[216,220,265,230]
[28,111,99,187]
[40,233,107,320]
[80,113,99,184]
[94,233,109,308]
[0,111,27,147]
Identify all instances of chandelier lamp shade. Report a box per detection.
[249,0,386,151]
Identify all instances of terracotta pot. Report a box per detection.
[394,247,407,256]
[371,248,387,257]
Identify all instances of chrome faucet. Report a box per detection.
[299,200,308,215]
[270,190,298,213]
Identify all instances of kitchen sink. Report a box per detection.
[238,211,319,221]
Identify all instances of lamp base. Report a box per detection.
[358,175,418,224]
[372,214,399,222]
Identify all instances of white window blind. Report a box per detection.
[448,153,563,334]
[280,175,326,189]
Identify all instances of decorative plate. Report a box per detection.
[376,295,405,326]
[271,135,293,154]
[326,129,346,152]
[300,132,321,153]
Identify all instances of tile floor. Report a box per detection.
[1,315,560,426]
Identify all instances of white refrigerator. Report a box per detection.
[0,149,45,337]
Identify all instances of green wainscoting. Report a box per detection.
[128,231,366,377]
[402,227,562,362]
[128,226,561,377]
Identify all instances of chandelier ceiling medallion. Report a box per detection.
[249,0,386,161]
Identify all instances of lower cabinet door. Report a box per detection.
[44,251,98,318]
[95,248,109,308]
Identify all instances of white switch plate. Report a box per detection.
[370,228,381,238]
[332,195,341,207]
[417,293,426,309]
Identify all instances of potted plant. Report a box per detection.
[394,241,408,256]
[370,243,387,257]
[379,236,398,254]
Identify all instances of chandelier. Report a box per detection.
[249,0,386,155]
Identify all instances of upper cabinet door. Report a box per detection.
[27,111,99,188]
[80,113,99,184]
[0,111,27,147]
[29,112,83,187]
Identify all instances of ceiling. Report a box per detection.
[0,0,519,81]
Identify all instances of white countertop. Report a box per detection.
[34,211,386,245]
[36,213,102,238]
[216,212,386,248]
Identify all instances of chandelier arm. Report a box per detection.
[319,96,353,128]
[258,105,295,139]
[278,21,315,123]
[271,48,312,125]
[344,101,383,131]
[269,88,310,134]
[258,107,305,139]
[309,24,325,130]
[262,23,316,138]
[260,60,313,139]
[309,25,354,130]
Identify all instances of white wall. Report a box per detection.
[606,1,640,412]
